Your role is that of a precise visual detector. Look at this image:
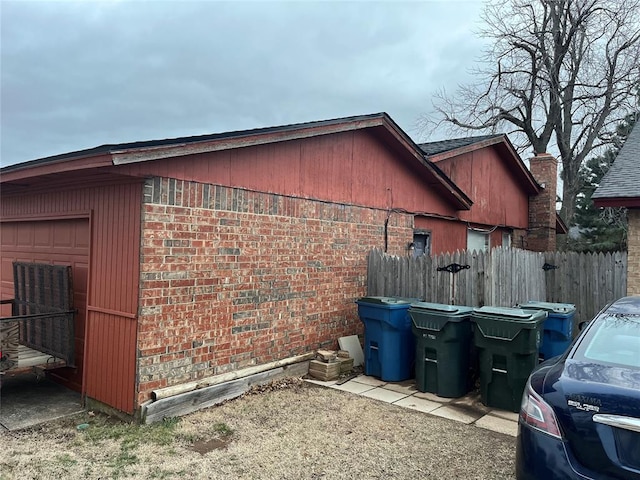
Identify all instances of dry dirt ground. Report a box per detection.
[0,379,516,479]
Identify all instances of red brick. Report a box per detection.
[528,154,558,252]
[137,179,414,400]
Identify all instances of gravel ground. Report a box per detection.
[0,379,516,479]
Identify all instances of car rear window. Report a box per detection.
[575,315,640,368]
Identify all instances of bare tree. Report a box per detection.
[427,0,640,224]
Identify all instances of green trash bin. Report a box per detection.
[472,306,546,412]
[409,302,474,398]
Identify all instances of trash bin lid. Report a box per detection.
[409,301,473,315]
[356,296,415,306]
[472,306,546,322]
[518,301,576,314]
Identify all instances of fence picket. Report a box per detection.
[366,247,627,329]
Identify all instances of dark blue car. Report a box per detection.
[516,296,640,479]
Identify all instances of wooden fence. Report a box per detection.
[367,247,627,334]
[542,250,627,330]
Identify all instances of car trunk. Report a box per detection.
[552,360,640,478]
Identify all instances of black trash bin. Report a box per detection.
[472,306,546,412]
[409,302,474,398]
[356,297,417,381]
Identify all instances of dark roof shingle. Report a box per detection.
[418,134,503,156]
[593,124,640,200]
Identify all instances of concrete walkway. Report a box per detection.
[0,374,83,431]
[306,374,519,437]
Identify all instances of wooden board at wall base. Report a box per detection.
[143,362,310,424]
[142,367,285,424]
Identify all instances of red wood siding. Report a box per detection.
[414,216,467,254]
[490,229,504,249]
[0,181,142,413]
[433,148,530,228]
[85,311,138,412]
[117,130,459,218]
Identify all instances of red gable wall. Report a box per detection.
[116,129,460,218]
[432,147,529,229]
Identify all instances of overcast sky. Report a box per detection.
[1,0,488,166]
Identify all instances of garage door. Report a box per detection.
[1,218,89,392]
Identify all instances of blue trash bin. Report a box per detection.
[518,301,576,360]
[356,297,417,381]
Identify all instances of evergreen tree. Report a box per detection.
[570,114,637,252]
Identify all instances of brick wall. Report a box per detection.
[136,177,414,403]
[627,209,640,295]
[512,229,528,250]
[528,154,558,252]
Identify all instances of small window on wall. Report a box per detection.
[467,229,489,252]
[412,232,431,258]
[502,232,511,248]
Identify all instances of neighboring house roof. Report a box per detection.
[0,112,473,210]
[593,124,640,208]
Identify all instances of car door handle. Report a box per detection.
[592,414,640,433]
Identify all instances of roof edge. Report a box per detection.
[593,197,640,208]
[111,114,387,165]
[424,136,507,162]
[376,116,473,210]
[1,112,473,211]
[1,113,389,176]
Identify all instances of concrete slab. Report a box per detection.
[338,335,364,367]
[394,396,441,413]
[331,380,375,395]
[413,391,453,403]
[0,374,83,431]
[429,405,483,425]
[351,375,386,387]
[360,387,408,403]
[489,409,520,422]
[382,381,418,395]
[475,414,519,437]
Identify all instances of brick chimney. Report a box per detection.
[528,153,558,252]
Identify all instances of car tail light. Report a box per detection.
[520,380,562,438]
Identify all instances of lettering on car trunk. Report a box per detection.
[567,394,601,412]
